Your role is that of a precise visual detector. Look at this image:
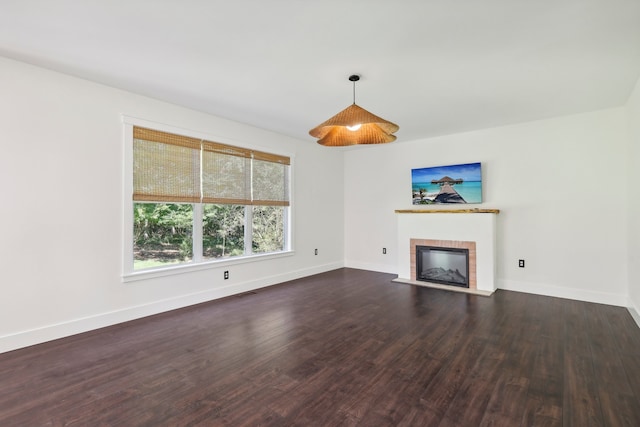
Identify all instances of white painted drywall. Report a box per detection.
[0,57,345,353]
[344,108,630,306]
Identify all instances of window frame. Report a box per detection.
[122,116,293,282]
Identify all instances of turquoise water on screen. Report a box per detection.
[412,181,482,204]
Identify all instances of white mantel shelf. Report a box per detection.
[395,208,500,214]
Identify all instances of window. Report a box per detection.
[127,125,290,273]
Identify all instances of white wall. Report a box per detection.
[627,76,640,323]
[0,57,345,353]
[345,108,630,306]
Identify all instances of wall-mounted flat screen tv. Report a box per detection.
[411,162,482,205]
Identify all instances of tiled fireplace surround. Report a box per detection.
[394,209,499,295]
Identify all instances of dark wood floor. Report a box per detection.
[1,268,639,426]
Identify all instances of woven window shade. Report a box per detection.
[252,150,291,166]
[252,158,289,206]
[133,128,201,203]
[133,126,290,206]
[202,143,251,204]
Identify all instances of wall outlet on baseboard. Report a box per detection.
[383,248,387,254]
[224,270,229,279]
[518,259,525,268]
[314,248,318,255]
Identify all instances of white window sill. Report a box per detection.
[123,250,295,283]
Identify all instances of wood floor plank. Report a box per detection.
[0,268,639,426]
[520,337,564,427]
[586,303,640,427]
[437,342,507,427]
[563,300,606,427]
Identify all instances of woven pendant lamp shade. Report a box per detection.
[309,104,399,146]
[309,75,399,146]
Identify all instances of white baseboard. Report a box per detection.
[0,262,343,354]
[497,279,628,307]
[628,299,640,329]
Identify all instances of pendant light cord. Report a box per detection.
[349,74,360,105]
[352,79,356,104]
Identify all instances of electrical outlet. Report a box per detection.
[224,270,229,279]
[383,248,387,254]
[518,259,525,268]
[314,248,318,255]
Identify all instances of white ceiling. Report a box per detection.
[2,0,640,144]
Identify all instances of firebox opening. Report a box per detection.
[416,245,469,288]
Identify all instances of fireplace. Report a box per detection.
[396,210,498,295]
[416,245,469,288]
[410,238,476,289]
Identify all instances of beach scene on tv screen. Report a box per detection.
[411,162,482,204]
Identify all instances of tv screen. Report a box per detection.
[411,162,482,205]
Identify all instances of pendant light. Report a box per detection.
[309,75,399,146]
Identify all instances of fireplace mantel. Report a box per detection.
[395,208,500,214]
